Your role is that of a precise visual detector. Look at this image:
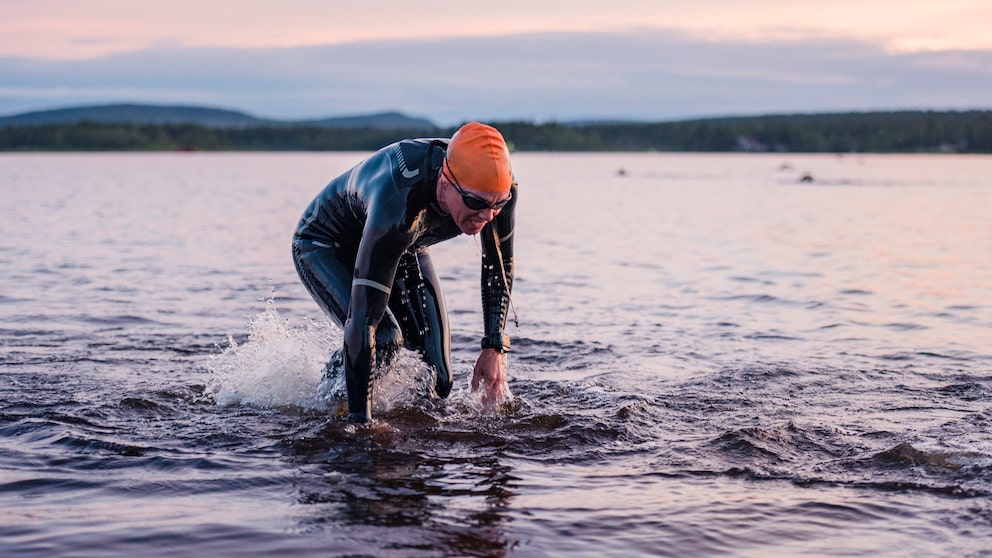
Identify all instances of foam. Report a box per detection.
[205,300,438,414]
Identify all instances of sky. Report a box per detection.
[2,0,991,124]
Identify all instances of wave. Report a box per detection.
[205,301,339,411]
[204,301,444,416]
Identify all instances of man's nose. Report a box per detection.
[477,208,498,221]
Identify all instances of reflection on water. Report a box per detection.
[1,152,991,556]
[286,417,518,556]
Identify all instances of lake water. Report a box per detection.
[1,151,991,557]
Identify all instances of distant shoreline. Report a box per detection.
[2,110,991,153]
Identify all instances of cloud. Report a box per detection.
[1,29,990,124]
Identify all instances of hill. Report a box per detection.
[0,104,438,130]
[1,106,990,152]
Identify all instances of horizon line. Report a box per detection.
[4,101,992,128]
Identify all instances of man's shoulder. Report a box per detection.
[385,138,448,181]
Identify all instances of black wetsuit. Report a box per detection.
[292,138,516,422]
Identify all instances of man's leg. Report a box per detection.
[292,237,402,371]
[389,251,453,397]
[292,238,352,327]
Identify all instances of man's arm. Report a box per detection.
[343,219,411,422]
[473,185,517,404]
[480,184,516,347]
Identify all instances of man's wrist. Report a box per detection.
[481,333,511,353]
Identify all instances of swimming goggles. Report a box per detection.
[443,158,513,211]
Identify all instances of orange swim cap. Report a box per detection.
[443,122,513,194]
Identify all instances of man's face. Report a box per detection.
[441,174,511,235]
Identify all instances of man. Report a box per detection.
[292,122,516,423]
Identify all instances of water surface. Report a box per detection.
[1,152,991,557]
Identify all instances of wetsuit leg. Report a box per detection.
[292,238,352,328]
[292,237,403,369]
[389,251,453,397]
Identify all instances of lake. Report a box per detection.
[1,151,991,557]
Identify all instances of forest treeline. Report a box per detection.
[2,110,990,153]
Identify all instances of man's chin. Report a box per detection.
[462,222,487,235]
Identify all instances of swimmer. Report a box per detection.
[292,122,517,422]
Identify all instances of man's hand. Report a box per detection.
[471,348,511,407]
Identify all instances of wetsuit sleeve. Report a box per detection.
[343,206,413,422]
[480,183,517,352]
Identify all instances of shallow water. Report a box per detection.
[1,151,991,557]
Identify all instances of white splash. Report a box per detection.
[205,300,439,414]
[369,349,438,413]
[207,300,337,410]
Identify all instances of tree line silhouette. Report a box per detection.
[2,111,990,152]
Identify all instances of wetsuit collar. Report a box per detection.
[428,144,449,216]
